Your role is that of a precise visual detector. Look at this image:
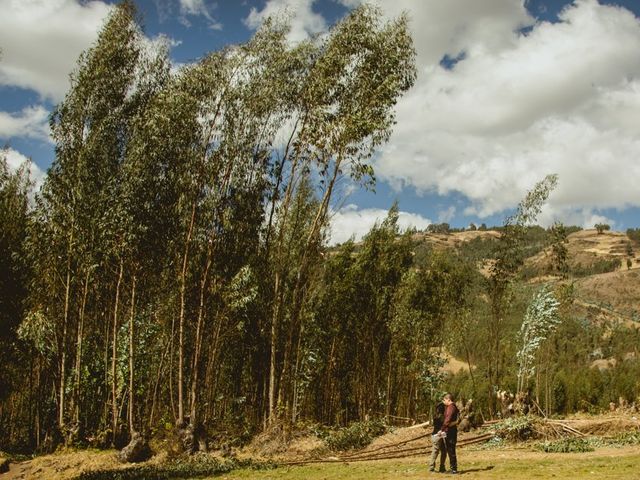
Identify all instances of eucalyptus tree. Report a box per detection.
[0,151,32,446]
[390,251,475,418]
[549,222,569,278]
[516,286,560,397]
[305,205,413,424]
[485,174,557,414]
[265,4,416,425]
[24,1,170,442]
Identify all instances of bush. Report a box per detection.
[492,416,537,441]
[536,437,594,453]
[607,431,640,446]
[323,419,388,451]
[571,258,620,277]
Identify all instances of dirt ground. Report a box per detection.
[1,414,637,479]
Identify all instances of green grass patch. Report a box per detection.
[536,437,594,453]
[219,448,640,480]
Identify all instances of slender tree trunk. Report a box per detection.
[190,247,212,426]
[386,344,393,418]
[149,339,170,428]
[36,361,41,449]
[103,315,110,428]
[279,156,342,421]
[112,259,124,443]
[464,342,477,393]
[73,270,90,426]
[268,155,301,424]
[291,322,305,424]
[268,271,282,424]
[178,202,197,427]
[128,274,136,435]
[59,250,73,430]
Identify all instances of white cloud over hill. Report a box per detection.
[329,204,431,245]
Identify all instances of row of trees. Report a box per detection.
[0,1,420,451]
[2,1,638,455]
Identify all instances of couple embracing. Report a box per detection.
[429,393,459,474]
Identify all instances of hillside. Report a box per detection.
[526,229,639,275]
[412,229,640,327]
[411,230,501,250]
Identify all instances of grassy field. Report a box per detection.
[219,446,640,480]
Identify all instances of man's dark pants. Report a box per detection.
[444,429,457,471]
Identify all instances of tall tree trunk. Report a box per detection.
[59,246,73,430]
[128,274,136,435]
[189,247,212,426]
[73,270,90,426]
[268,154,302,424]
[268,272,281,424]
[178,202,197,426]
[279,156,341,421]
[112,259,124,443]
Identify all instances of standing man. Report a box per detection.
[440,393,460,474]
[429,401,447,472]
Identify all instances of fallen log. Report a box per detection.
[281,432,495,466]
[338,431,432,459]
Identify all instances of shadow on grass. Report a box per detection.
[459,465,494,474]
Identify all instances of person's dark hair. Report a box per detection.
[443,393,455,402]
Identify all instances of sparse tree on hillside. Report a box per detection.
[550,222,569,278]
[516,286,560,398]
[485,174,557,416]
[595,223,610,234]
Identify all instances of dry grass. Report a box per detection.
[411,230,500,251]
[2,448,169,480]
[4,415,638,479]
[219,445,640,480]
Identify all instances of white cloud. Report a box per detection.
[0,0,114,101]
[438,205,456,223]
[0,105,51,142]
[244,0,327,43]
[329,204,431,245]
[365,0,640,222]
[3,147,46,191]
[536,205,615,230]
[179,0,222,30]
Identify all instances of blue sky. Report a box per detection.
[2,0,640,243]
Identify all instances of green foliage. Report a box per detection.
[323,419,388,451]
[426,223,450,234]
[571,258,620,277]
[594,223,610,234]
[627,228,640,244]
[550,222,569,277]
[516,286,560,394]
[492,416,537,441]
[536,438,594,453]
[607,431,640,446]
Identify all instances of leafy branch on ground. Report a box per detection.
[321,420,388,452]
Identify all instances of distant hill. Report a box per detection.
[406,227,640,327]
